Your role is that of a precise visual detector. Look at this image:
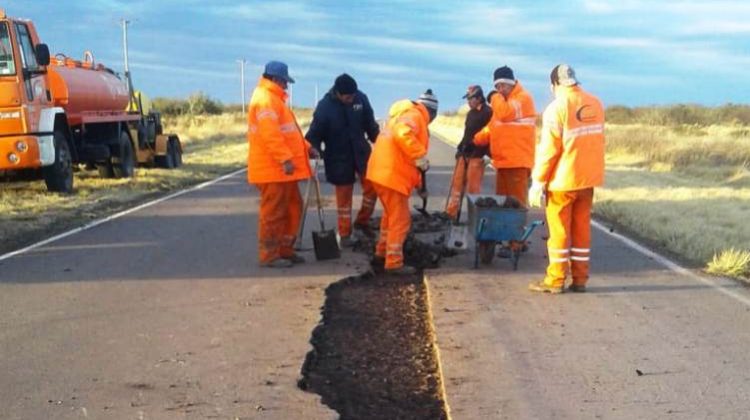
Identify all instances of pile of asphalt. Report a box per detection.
[298,272,448,420]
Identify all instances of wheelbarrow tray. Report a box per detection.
[466,194,541,270]
[466,194,528,242]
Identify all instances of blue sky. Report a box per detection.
[5,1,749,116]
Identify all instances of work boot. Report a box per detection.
[385,265,417,276]
[261,258,293,268]
[339,236,354,248]
[568,284,587,293]
[354,223,375,238]
[528,280,563,294]
[371,256,385,273]
[285,254,306,264]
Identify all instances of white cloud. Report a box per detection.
[207,2,328,23]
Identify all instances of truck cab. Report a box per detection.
[0,10,65,190]
[1,9,182,194]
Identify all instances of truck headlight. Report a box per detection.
[7,152,19,164]
[15,141,28,152]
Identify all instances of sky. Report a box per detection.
[4,1,749,116]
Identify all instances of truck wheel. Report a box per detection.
[172,140,182,167]
[97,162,114,178]
[112,131,135,178]
[42,131,74,193]
[164,140,176,169]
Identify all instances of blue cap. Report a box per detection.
[264,60,295,84]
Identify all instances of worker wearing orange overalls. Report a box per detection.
[528,64,605,294]
[473,66,537,206]
[247,61,317,268]
[366,90,438,275]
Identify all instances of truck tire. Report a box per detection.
[172,139,182,167]
[97,162,114,178]
[42,131,74,193]
[112,131,135,178]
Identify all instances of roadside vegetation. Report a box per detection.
[0,97,312,254]
[431,104,750,281]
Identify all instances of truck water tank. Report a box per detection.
[46,55,130,126]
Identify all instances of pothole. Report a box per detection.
[298,270,449,420]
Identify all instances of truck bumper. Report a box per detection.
[0,133,55,170]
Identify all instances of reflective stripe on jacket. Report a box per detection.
[473,81,537,169]
[247,77,312,184]
[366,100,430,195]
[533,85,605,191]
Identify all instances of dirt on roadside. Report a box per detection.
[298,271,448,420]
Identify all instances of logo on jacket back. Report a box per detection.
[575,105,598,123]
[353,103,363,112]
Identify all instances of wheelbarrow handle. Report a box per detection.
[520,220,544,242]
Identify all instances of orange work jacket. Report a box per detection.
[366,100,430,196]
[247,77,312,184]
[532,85,605,191]
[474,81,537,169]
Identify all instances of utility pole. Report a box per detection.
[236,59,246,114]
[120,18,141,118]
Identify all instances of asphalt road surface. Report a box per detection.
[2,136,750,419]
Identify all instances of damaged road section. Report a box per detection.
[298,271,449,420]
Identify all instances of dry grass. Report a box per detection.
[0,110,312,254]
[706,248,750,278]
[431,116,750,280]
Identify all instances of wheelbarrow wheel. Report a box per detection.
[479,241,496,265]
[512,250,521,271]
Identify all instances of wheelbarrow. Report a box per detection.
[466,194,543,270]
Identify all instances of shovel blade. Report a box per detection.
[447,224,469,250]
[312,229,341,260]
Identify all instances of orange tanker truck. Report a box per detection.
[0,9,181,193]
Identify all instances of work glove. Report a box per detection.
[308,147,320,159]
[528,180,547,208]
[282,159,295,175]
[415,158,430,172]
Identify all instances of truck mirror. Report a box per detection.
[35,43,50,66]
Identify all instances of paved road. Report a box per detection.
[3,135,750,419]
[0,174,354,419]
[424,136,750,419]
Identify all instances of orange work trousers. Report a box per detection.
[334,178,377,237]
[445,157,485,220]
[495,167,530,207]
[255,181,303,264]
[543,188,594,288]
[373,183,411,270]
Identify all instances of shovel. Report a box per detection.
[294,159,317,251]
[311,158,341,260]
[413,168,430,217]
[447,156,469,250]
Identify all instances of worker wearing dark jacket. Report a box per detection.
[306,74,380,246]
[444,85,492,220]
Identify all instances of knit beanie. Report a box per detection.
[493,66,515,86]
[333,73,358,94]
[417,89,439,111]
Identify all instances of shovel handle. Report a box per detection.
[312,158,327,231]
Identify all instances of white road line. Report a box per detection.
[0,168,247,263]
[592,220,750,307]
